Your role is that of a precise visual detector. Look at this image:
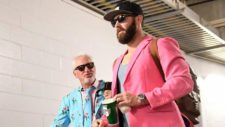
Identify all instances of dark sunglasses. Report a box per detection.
[111,14,134,27]
[74,62,94,72]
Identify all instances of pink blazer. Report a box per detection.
[111,35,193,127]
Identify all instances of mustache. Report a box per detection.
[116,26,125,33]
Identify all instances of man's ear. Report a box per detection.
[135,15,143,28]
[136,15,142,22]
[73,70,78,78]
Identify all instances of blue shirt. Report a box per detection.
[118,64,130,127]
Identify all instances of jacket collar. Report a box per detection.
[112,35,153,95]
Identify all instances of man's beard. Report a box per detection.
[83,76,95,85]
[117,18,136,44]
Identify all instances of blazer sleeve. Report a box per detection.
[50,96,70,127]
[146,37,193,109]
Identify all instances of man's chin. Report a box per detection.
[118,37,129,44]
[117,35,125,44]
[83,77,95,85]
[117,31,125,37]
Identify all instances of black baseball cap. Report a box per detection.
[104,1,143,21]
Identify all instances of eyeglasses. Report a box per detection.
[74,62,95,72]
[111,14,134,27]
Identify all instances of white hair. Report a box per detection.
[72,53,93,69]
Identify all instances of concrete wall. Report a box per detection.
[0,0,225,127]
[188,4,225,126]
[189,0,225,39]
[189,0,225,21]
[0,0,124,126]
[185,55,225,127]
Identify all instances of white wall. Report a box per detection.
[186,56,225,127]
[0,0,225,127]
[0,0,124,127]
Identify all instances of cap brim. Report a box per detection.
[104,10,132,21]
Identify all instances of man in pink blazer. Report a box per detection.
[93,1,193,127]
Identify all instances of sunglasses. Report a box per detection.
[111,14,134,27]
[74,62,95,72]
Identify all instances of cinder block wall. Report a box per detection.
[0,0,123,127]
[1,0,225,127]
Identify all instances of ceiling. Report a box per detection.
[71,0,225,65]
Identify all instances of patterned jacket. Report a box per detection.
[50,80,105,127]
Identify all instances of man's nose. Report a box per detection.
[115,21,121,28]
[84,66,92,71]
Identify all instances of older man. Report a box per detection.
[51,54,106,127]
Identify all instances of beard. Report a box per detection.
[117,18,137,44]
[83,76,95,85]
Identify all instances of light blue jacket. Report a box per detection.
[50,80,105,127]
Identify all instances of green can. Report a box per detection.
[102,98,119,125]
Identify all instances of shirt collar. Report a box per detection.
[79,79,99,91]
[92,79,99,88]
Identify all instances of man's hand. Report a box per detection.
[104,90,112,99]
[92,119,107,127]
[114,92,141,107]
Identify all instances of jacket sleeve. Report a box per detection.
[146,37,193,109]
[50,96,70,127]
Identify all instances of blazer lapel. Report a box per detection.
[112,55,124,96]
[118,35,153,90]
[94,81,105,119]
[94,95,104,119]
